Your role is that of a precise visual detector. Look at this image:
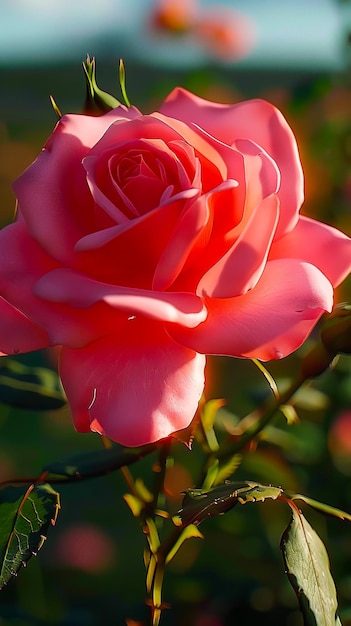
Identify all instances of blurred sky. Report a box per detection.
[0,0,350,69]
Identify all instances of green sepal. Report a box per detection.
[119,59,131,107]
[49,95,62,119]
[83,55,122,113]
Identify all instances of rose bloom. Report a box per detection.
[0,89,350,446]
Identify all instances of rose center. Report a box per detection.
[117,151,161,183]
[106,143,183,217]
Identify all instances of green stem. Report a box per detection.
[151,562,165,626]
[120,465,138,497]
[146,441,171,520]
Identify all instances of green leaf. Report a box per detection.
[0,483,60,589]
[235,482,283,504]
[179,481,283,527]
[0,359,66,411]
[281,507,341,625]
[44,442,157,480]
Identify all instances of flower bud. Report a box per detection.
[83,55,121,113]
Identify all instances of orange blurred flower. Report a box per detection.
[150,0,197,34]
[150,0,255,60]
[194,7,255,60]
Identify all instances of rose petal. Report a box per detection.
[233,138,281,214]
[270,216,351,287]
[59,326,206,446]
[174,182,246,292]
[75,193,197,288]
[153,180,238,292]
[86,115,181,159]
[197,194,279,298]
[84,135,197,222]
[83,155,132,224]
[0,222,118,349]
[169,258,333,361]
[13,108,140,263]
[35,268,207,329]
[160,88,303,236]
[154,111,246,194]
[0,297,49,355]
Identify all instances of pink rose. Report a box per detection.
[0,89,350,446]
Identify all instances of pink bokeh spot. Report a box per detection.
[55,524,117,573]
[329,411,351,456]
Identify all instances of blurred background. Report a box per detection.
[1,1,351,625]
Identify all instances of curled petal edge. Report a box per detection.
[35,269,207,329]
